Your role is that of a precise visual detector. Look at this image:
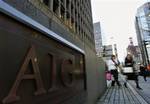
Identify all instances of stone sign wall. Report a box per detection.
[0,13,86,104]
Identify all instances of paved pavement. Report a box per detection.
[129,76,150,104]
[97,75,149,104]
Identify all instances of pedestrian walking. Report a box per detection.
[107,55,121,87]
[139,64,147,81]
[123,54,142,89]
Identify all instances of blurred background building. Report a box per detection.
[93,22,118,62]
[93,22,103,57]
[135,2,150,65]
[127,37,142,64]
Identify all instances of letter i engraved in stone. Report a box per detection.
[48,53,58,92]
[2,45,46,104]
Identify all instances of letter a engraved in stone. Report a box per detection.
[3,45,46,104]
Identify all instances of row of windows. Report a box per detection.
[41,0,94,45]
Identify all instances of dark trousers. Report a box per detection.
[140,71,147,81]
[110,70,120,86]
[134,74,140,88]
[127,73,140,87]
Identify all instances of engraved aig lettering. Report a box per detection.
[2,45,75,104]
[2,45,46,104]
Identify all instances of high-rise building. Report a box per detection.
[127,37,142,63]
[135,2,150,65]
[127,37,138,56]
[103,45,113,60]
[93,22,103,57]
[0,0,106,104]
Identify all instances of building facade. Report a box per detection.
[135,2,150,65]
[102,45,113,61]
[0,0,106,104]
[93,22,103,57]
[127,37,142,64]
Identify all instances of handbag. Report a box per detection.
[106,72,112,80]
[122,67,133,75]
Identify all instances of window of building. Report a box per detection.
[43,0,49,6]
[60,0,64,4]
[53,0,59,14]
[71,17,75,30]
[66,0,70,9]
[75,21,78,33]
[60,6,65,20]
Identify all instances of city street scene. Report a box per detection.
[0,0,150,104]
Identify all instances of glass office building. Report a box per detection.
[135,2,150,65]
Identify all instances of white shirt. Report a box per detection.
[107,59,119,71]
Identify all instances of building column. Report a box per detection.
[49,0,53,11]
[69,0,72,27]
[76,1,79,35]
[58,1,61,17]
[64,0,67,22]
[72,1,75,32]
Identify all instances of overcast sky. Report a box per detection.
[91,0,147,61]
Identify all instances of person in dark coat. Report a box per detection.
[124,54,142,89]
[139,64,147,81]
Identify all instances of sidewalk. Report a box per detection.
[96,75,148,104]
[129,76,150,103]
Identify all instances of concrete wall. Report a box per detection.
[0,13,87,104]
[85,46,107,104]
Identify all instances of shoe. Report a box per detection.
[118,84,121,86]
[118,85,121,88]
[111,85,115,87]
[136,86,142,90]
[124,83,128,88]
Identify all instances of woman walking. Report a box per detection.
[139,64,147,81]
[107,55,121,87]
[124,54,142,89]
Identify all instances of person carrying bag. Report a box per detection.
[107,55,121,87]
[123,54,142,89]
